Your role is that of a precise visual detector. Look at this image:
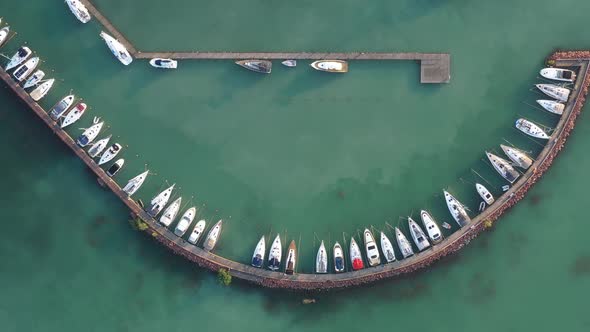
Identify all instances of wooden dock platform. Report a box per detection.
[2,54,588,290]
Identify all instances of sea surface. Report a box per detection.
[1,0,589,331]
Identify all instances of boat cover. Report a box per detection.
[335,257,344,271]
[352,258,364,270]
[252,255,263,267]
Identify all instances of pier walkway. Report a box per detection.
[2,53,588,290]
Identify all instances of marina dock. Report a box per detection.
[2,53,588,290]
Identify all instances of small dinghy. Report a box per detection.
[30,78,55,101]
[235,60,272,74]
[442,222,452,230]
[76,118,104,147]
[476,183,495,205]
[6,46,32,70]
[23,70,45,89]
[61,102,87,128]
[420,210,443,244]
[333,242,345,272]
[500,144,533,169]
[65,0,91,23]
[106,158,124,177]
[281,60,297,67]
[174,207,196,236]
[349,237,364,270]
[251,236,266,268]
[486,151,520,183]
[363,229,381,266]
[395,227,414,259]
[49,95,75,120]
[310,60,348,73]
[203,219,223,251]
[87,135,111,158]
[516,118,550,139]
[285,240,297,275]
[159,197,182,227]
[443,190,471,227]
[408,217,430,251]
[146,184,175,217]
[13,57,39,82]
[536,99,565,115]
[149,58,177,69]
[0,26,9,49]
[267,234,282,271]
[187,220,206,244]
[536,84,570,102]
[122,170,149,196]
[98,143,122,165]
[316,240,328,273]
[380,232,396,263]
[99,31,133,65]
[540,67,576,82]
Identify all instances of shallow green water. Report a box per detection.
[1,0,589,331]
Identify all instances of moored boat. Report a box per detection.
[13,57,39,82]
[87,135,111,158]
[106,158,124,177]
[122,170,149,196]
[30,78,55,101]
[0,26,9,48]
[515,118,550,139]
[146,184,175,217]
[486,151,520,183]
[536,84,569,102]
[99,31,133,65]
[203,219,223,251]
[500,144,533,169]
[159,197,182,227]
[267,234,282,271]
[380,232,396,263]
[235,60,272,74]
[540,67,576,82]
[49,94,75,120]
[251,236,266,268]
[61,102,87,128]
[316,240,328,273]
[187,220,206,244]
[98,143,122,165]
[363,229,381,266]
[420,210,443,244]
[408,217,430,251]
[395,227,414,259]
[443,190,471,227]
[310,60,348,73]
[476,183,494,205]
[536,99,564,115]
[65,0,91,23]
[285,240,297,275]
[333,242,345,272]
[349,237,364,270]
[174,207,196,236]
[149,58,177,69]
[281,60,296,67]
[76,119,104,147]
[23,70,45,89]
[6,46,32,70]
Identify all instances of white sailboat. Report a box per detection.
[316,240,328,273]
[49,94,75,120]
[395,227,414,259]
[251,236,266,268]
[23,70,45,89]
[540,67,576,82]
[349,237,364,270]
[408,217,430,251]
[13,57,39,82]
[536,84,570,102]
[61,102,87,128]
[6,46,32,70]
[333,242,345,272]
[363,229,381,266]
[122,170,149,196]
[30,78,55,101]
[99,31,133,65]
[187,220,206,244]
[146,184,175,217]
[515,118,550,139]
[174,207,196,236]
[443,190,471,227]
[380,232,396,263]
[203,219,223,251]
[76,119,104,147]
[420,210,443,244]
[87,135,111,158]
[476,183,495,205]
[159,197,182,227]
[0,26,9,48]
[486,151,520,183]
[536,99,564,115]
[267,234,282,271]
[500,144,533,169]
[65,0,91,23]
[98,143,122,165]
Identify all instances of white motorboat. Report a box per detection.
[363,229,381,266]
[443,190,471,227]
[516,118,550,139]
[536,99,564,115]
[149,58,177,69]
[30,78,55,101]
[76,118,104,147]
[99,31,133,66]
[106,158,124,177]
[203,219,223,251]
[98,143,122,165]
[395,227,414,259]
[13,57,39,82]
[187,220,206,244]
[380,232,396,263]
[146,184,175,217]
[536,84,570,102]
[174,207,196,236]
[122,170,149,196]
[500,144,533,169]
[540,67,576,82]
[285,240,297,275]
[251,236,266,268]
[61,102,87,128]
[6,46,32,70]
[349,237,364,270]
[310,60,348,73]
[486,151,520,183]
[476,183,494,205]
[159,197,182,227]
[267,234,282,271]
[408,217,430,251]
[420,210,443,244]
[281,60,297,67]
[333,242,345,272]
[23,70,44,89]
[87,135,111,158]
[316,240,328,273]
[49,94,75,120]
[0,26,9,48]
[65,0,91,23]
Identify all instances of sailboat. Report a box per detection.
[99,31,133,65]
[174,207,196,236]
[61,102,87,128]
[122,170,149,196]
[87,135,111,158]
[380,232,396,263]
[146,184,175,217]
[535,84,569,102]
[408,217,430,251]
[159,197,182,227]
[267,234,282,271]
[30,79,55,101]
[395,227,414,259]
[500,144,533,169]
[536,99,565,115]
[251,236,266,268]
[420,210,443,244]
[98,143,122,165]
[187,220,206,244]
[333,242,345,273]
[23,70,45,89]
[6,46,32,70]
[486,151,520,183]
[476,183,495,205]
[285,240,297,275]
[515,118,550,139]
[363,229,381,266]
[235,60,272,74]
[49,94,75,120]
[443,190,471,227]
[316,241,328,273]
[349,237,364,270]
[76,118,104,147]
[203,219,223,251]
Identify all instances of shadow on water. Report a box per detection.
[465,271,497,304]
[570,254,590,277]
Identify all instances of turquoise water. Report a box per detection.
[1,0,590,331]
